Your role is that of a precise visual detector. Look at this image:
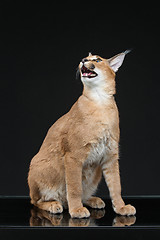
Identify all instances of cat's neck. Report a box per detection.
[82,85,115,105]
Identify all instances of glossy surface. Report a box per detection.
[0,196,160,228]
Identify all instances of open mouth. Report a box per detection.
[81,65,97,78]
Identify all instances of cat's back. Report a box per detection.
[30,94,119,166]
[29,99,81,165]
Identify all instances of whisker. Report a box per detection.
[76,67,80,80]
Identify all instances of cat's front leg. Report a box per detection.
[64,153,90,218]
[102,160,136,216]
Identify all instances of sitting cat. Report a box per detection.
[28,51,136,218]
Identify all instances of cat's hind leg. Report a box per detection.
[28,181,63,214]
[84,196,105,209]
[35,200,63,214]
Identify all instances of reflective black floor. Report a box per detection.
[0,196,160,227]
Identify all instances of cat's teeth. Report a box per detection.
[83,73,88,76]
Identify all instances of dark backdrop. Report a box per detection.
[0,3,160,197]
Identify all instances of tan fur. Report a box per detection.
[28,52,136,218]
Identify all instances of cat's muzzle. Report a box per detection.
[81,64,97,78]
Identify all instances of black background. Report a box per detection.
[0,2,160,197]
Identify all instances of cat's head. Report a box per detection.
[78,51,131,93]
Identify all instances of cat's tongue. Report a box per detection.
[83,72,92,77]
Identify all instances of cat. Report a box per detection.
[28,51,136,218]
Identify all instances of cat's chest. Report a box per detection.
[83,132,118,168]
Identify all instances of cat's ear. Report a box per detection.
[108,50,131,72]
[88,52,92,56]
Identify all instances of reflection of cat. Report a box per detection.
[30,207,105,227]
[30,207,136,227]
[113,216,136,227]
[28,51,136,218]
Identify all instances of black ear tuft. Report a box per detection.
[124,49,132,55]
[76,67,80,80]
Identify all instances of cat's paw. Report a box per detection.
[85,197,105,209]
[114,204,136,216]
[49,201,63,214]
[70,207,90,218]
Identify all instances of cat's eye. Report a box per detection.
[93,58,102,63]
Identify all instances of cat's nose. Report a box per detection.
[90,63,95,69]
[82,58,88,63]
